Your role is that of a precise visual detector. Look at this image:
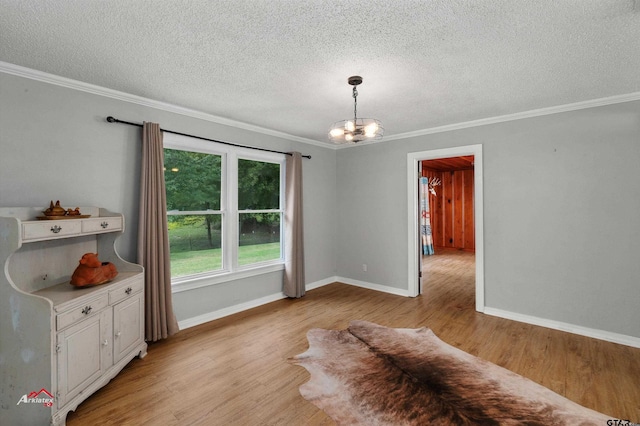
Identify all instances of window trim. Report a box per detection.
[163,132,285,290]
[171,263,285,293]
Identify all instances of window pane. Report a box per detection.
[238,213,281,265]
[238,159,280,210]
[164,149,221,211]
[168,214,222,277]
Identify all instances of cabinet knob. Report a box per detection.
[81,306,92,315]
[125,287,132,295]
[100,221,109,229]
[102,339,109,346]
[50,225,62,234]
[115,331,122,337]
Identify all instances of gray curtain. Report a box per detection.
[138,122,179,341]
[284,152,305,298]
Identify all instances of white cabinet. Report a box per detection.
[56,308,112,409]
[0,207,147,426]
[111,278,144,364]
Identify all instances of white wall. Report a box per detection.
[3,69,639,341]
[0,71,337,323]
[336,101,640,339]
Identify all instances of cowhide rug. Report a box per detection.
[290,320,612,425]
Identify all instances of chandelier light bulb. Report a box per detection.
[364,122,378,136]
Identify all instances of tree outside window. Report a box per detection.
[238,159,281,266]
[163,145,283,280]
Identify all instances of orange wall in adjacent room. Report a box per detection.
[422,166,475,252]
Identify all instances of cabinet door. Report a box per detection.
[113,293,144,364]
[56,309,113,408]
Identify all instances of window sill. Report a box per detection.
[171,262,285,293]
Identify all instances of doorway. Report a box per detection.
[407,145,484,312]
[421,156,475,251]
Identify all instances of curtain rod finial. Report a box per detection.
[106,116,116,123]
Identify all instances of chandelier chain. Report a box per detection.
[352,86,358,122]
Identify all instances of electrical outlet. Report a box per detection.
[362,264,367,272]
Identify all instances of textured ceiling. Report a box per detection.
[1,0,639,144]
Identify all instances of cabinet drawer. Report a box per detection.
[81,217,123,233]
[22,220,82,241]
[109,278,144,305]
[57,295,109,331]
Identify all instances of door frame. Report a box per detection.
[406,144,485,312]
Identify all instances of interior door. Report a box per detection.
[417,161,423,294]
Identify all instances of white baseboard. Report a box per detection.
[178,280,640,350]
[484,307,640,349]
[177,292,287,330]
[305,276,336,291]
[177,277,415,330]
[177,276,335,330]
[335,277,411,297]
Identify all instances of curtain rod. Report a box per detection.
[106,116,311,159]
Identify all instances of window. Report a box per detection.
[163,133,284,286]
[164,148,223,276]
[237,159,282,266]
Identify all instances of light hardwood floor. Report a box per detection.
[66,249,640,425]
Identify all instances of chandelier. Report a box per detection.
[328,76,384,144]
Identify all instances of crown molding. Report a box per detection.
[379,91,640,143]
[0,61,331,149]
[3,61,639,150]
